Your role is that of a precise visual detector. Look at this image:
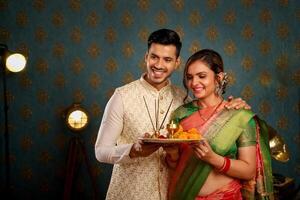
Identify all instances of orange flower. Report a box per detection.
[173,126,202,139]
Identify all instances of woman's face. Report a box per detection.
[186,60,218,100]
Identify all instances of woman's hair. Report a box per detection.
[147,29,182,58]
[183,49,227,102]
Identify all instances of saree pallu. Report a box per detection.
[168,107,274,200]
[241,116,274,200]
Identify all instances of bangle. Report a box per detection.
[218,157,231,173]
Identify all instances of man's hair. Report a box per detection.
[147,29,182,58]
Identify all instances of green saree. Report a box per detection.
[168,102,274,200]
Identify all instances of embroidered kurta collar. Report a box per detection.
[139,73,171,94]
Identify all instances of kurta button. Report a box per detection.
[160,96,163,100]
[160,110,164,114]
[160,168,163,172]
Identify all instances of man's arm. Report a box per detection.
[95,91,133,164]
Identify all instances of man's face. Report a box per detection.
[144,43,180,90]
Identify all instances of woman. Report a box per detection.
[166,49,273,200]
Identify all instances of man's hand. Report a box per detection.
[224,96,251,110]
[129,139,161,158]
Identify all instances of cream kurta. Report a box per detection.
[95,75,186,200]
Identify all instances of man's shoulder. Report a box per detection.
[116,79,140,92]
[170,84,185,96]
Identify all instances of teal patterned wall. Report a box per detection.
[0,0,299,199]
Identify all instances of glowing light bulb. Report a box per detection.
[6,53,26,72]
[67,110,88,130]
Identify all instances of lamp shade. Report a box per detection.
[65,104,89,132]
[6,53,27,72]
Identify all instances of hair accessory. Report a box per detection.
[215,72,228,96]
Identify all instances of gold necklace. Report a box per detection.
[197,99,224,122]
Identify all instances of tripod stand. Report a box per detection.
[63,137,99,200]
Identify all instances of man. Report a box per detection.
[95,29,249,200]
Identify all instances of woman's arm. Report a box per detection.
[191,117,257,180]
[225,146,256,180]
[192,140,256,180]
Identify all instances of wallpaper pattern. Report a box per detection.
[0,0,299,199]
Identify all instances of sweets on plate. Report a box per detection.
[143,125,202,140]
[172,125,202,140]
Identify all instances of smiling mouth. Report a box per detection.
[152,66,165,72]
[151,67,166,76]
[193,87,204,93]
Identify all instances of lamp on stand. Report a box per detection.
[0,44,27,196]
[63,103,99,200]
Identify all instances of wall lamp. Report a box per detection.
[0,43,27,195]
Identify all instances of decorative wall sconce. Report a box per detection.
[0,43,27,195]
[65,103,89,132]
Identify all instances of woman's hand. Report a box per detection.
[225,96,251,110]
[190,140,226,170]
[162,144,180,168]
[190,140,219,163]
[163,144,179,158]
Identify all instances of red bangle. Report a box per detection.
[218,157,231,173]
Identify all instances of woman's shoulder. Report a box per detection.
[174,101,197,112]
[171,101,198,122]
[225,109,256,127]
[223,107,255,116]
[232,109,255,117]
